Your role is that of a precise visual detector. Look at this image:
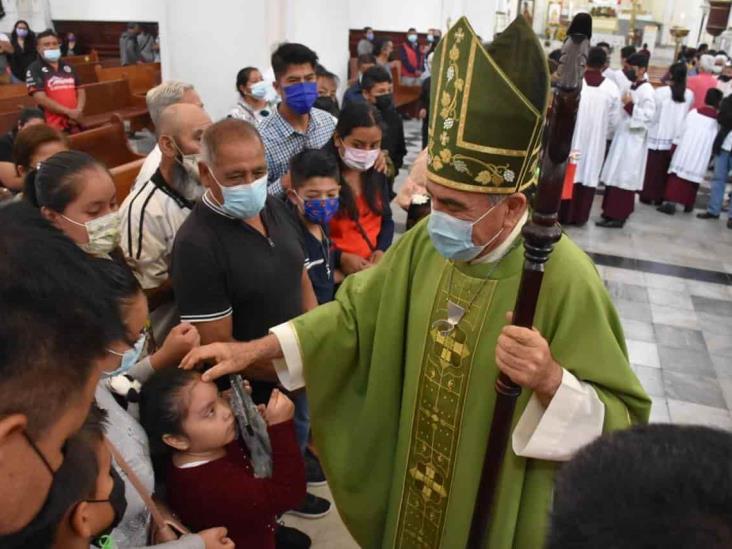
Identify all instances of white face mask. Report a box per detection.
[61,210,121,256]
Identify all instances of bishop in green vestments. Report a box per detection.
[182,16,651,549]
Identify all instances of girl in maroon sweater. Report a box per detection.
[139,369,306,549]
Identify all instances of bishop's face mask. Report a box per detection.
[428,200,505,261]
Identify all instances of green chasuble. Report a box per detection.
[290,221,650,548]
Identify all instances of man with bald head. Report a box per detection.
[120,102,212,339]
[134,80,204,189]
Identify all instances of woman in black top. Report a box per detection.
[9,20,36,82]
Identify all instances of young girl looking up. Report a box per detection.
[91,258,232,549]
[24,150,121,258]
[329,101,394,277]
[140,368,306,549]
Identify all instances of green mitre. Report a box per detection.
[427,16,550,194]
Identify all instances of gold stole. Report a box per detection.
[394,264,498,548]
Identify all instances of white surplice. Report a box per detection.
[668,108,720,184]
[603,67,631,97]
[601,81,656,192]
[647,86,694,150]
[571,76,621,188]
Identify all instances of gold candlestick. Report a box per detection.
[670,26,690,59]
[628,0,642,46]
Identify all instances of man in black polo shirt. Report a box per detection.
[26,29,85,132]
[171,118,329,524]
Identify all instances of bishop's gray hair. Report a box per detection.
[146,81,195,129]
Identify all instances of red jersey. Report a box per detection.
[26,58,79,130]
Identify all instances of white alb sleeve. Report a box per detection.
[512,369,605,461]
[269,322,305,391]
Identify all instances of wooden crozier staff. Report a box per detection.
[467,14,592,548]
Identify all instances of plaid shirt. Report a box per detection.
[259,107,337,195]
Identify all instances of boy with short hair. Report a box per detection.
[2,405,123,548]
[658,87,723,214]
[287,148,340,305]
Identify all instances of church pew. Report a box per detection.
[68,114,144,169]
[71,61,100,85]
[0,94,38,113]
[63,50,100,65]
[95,63,161,95]
[390,62,421,114]
[0,84,29,100]
[78,79,150,131]
[110,157,145,202]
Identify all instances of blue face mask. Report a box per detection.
[427,201,505,262]
[249,80,269,100]
[104,332,146,379]
[284,81,318,114]
[213,172,268,219]
[302,196,340,225]
[408,34,418,44]
[43,48,62,62]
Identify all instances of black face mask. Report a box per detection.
[624,68,637,82]
[313,95,340,117]
[720,75,732,82]
[90,466,128,545]
[375,93,394,111]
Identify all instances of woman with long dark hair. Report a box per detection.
[9,20,36,82]
[640,62,694,205]
[329,101,394,277]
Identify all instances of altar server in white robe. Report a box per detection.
[559,46,620,226]
[598,53,656,228]
[603,45,635,98]
[640,62,694,205]
[658,88,722,215]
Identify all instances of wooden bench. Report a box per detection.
[95,63,161,95]
[63,50,100,65]
[390,62,421,113]
[69,114,144,169]
[110,157,145,202]
[0,84,29,100]
[0,95,38,114]
[72,62,100,85]
[79,79,150,131]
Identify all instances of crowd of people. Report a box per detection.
[560,41,732,230]
[2,13,732,549]
[0,31,406,549]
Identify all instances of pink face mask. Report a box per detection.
[341,146,380,171]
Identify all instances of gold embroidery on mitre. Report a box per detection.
[427,17,547,195]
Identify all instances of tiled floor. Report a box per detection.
[294,119,732,546]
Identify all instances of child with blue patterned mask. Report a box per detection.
[286,149,341,302]
[287,152,341,229]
